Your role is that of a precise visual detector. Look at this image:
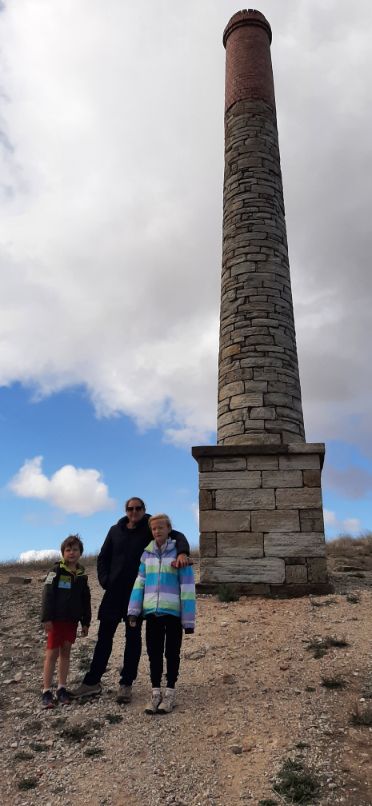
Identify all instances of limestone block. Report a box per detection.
[300,509,325,532]
[218,410,245,428]
[264,393,293,406]
[198,458,213,472]
[216,489,275,510]
[218,422,245,440]
[276,488,322,510]
[217,532,263,558]
[244,381,268,392]
[200,557,285,584]
[221,344,241,359]
[264,532,326,558]
[199,471,261,490]
[219,381,244,401]
[307,557,328,583]
[224,433,281,445]
[285,565,308,584]
[262,470,302,488]
[230,393,263,409]
[8,577,32,585]
[199,490,213,510]
[250,406,276,420]
[303,470,321,487]
[212,458,246,471]
[247,455,279,470]
[251,510,300,532]
[200,510,251,532]
[288,443,325,455]
[200,533,217,558]
[279,454,320,470]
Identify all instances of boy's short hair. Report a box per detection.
[60,534,84,555]
[149,513,172,529]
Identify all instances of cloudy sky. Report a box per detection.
[0,0,371,561]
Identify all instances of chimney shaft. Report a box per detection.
[218,9,305,446]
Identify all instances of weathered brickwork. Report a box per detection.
[192,11,329,595]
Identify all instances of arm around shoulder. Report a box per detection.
[172,529,190,557]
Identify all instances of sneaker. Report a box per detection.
[70,682,102,699]
[56,686,71,705]
[157,688,176,714]
[144,689,162,715]
[116,684,132,704]
[41,690,55,709]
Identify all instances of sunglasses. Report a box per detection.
[127,506,144,512]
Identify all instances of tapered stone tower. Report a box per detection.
[192,10,329,595]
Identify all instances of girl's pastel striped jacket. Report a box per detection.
[127,539,196,630]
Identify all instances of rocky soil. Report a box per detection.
[0,556,372,806]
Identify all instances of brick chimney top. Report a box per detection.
[223,9,272,48]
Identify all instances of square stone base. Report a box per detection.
[192,442,331,596]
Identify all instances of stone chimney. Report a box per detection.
[219,10,305,447]
[192,10,330,596]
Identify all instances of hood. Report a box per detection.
[144,538,176,556]
[55,560,86,576]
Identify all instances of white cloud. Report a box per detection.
[324,510,361,535]
[8,456,115,515]
[324,510,337,528]
[0,1,371,452]
[18,549,59,563]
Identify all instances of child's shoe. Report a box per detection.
[41,690,55,709]
[144,688,162,714]
[56,686,71,705]
[157,688,176,714]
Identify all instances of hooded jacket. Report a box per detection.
[96,514,190,621]
[128,538,196,630]
[41,561,91,626]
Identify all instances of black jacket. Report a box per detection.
[97,514,190,621]
[41,561,91,627]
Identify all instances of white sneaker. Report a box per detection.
[157,688,176,714]
[144,688,162,714]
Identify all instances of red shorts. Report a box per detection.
[46,621,78,649]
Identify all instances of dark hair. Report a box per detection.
[125,497,146,511]
[60,534,84,555]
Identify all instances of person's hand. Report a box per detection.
[174,553,189,569]
[128,617,137,628]
[43,621,53,633]
[81,625,89,637]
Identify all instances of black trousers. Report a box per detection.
[83,617,142,686]
[145,615,183,689]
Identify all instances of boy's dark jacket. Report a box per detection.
[41,561,91,626]
[97,514,189,621]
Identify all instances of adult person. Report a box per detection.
[71,497,189,703]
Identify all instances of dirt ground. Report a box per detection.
[0,555,371,806]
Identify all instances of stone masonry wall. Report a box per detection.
[193,444,328,595]
[217,98,305,446]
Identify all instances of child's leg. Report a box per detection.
[145,616,166,688]
[164,617,183,688]
[43,648,59,691]
[57,641,72,688]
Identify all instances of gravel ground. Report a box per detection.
[0,560,372,805]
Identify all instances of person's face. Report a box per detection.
[126,498,145,527]
[63,542,81,566]
[151,519,171,546]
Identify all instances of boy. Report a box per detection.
[128,514,195,714]
[41,534,91,708]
